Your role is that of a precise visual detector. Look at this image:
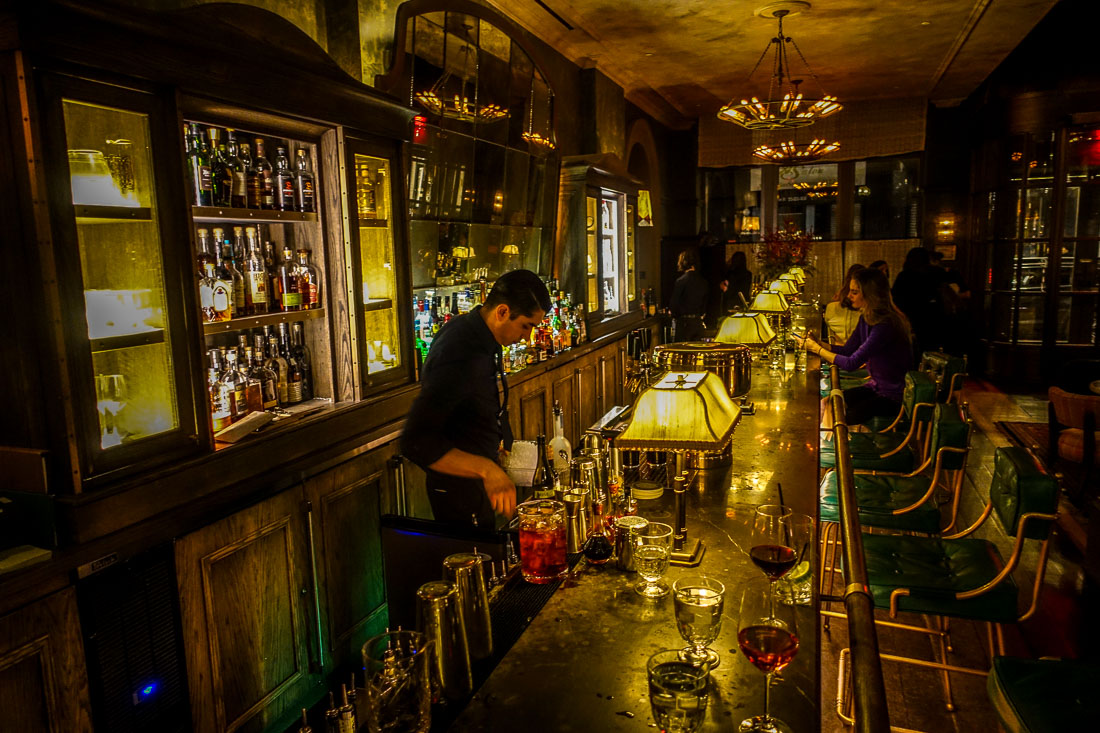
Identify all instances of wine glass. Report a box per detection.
[634,522,673,598]
[737,577,800,733]
[673,575,725,668]
[647,649,709,733]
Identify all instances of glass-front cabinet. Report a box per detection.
[43,76,199,483]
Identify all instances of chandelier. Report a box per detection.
[717,2,841,130]
[753,139,840,163]
[415,46,508,124]
[521,73,556,150]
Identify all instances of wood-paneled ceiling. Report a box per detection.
[484,0,1061,128]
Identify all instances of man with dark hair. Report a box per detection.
[670,249,708,341]
[401,269,551,528]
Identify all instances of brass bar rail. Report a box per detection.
[829,365,891,732]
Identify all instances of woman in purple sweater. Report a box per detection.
[796,267,913,425]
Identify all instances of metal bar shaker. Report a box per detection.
[443,553,493,660]
[563,490,589,554]
[614,515,649,571]
[415,580,472,701]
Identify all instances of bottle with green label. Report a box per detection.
[276,245,303,311]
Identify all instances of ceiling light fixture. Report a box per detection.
[753,138,840,162]
[717,2,841,130]
[416,45,508,124]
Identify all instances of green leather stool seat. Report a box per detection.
[862,533,1018,622]
[819,431,917,472]
[987,656,1100,733]
[819,470,940,533]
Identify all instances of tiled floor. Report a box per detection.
[818,381,1087,732]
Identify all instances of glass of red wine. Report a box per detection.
[749,505,796,616]
[737,577,799,733]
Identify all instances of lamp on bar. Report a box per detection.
[768,279,800,297]
[617,371,741,469]
[786,267,807,285]
[750,289,792,332]
[715,312,776,347]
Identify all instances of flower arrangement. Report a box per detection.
[755,224,815,282]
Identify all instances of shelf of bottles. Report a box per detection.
[353,152,402,375]
[64,99,179,451]
[184,119,329,442]
[412,280,587,375]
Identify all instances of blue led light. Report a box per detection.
[140,683,157,696]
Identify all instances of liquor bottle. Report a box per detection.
[273,146,297,211]
[295,249,321,309]
[231,226,246,265]
[275,245,303,312]
[224,129,249,208]
[324,692,339,733]
[221,349,249,422]
[532,434,558,500]
[291,322,313,401]
[187,122,212,206]
[199,260,232,323]
[244,227,269,315]
[239,141,256,208]
[216,229,245,319]
[252,335,280,409]
[280,323,304,404]
[249,137,275,210]
[241,347,265,414]
[336,684,356,733]
[208,350,233,433]
[295,149,315,213]
[266,334,290,405]
[549,401,572,478]
[207,128,232,207]
[195,227,215,272]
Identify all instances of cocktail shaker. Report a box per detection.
[563,490,589,553]
[442,553,493,660]
[614,515,649,571]
[415,580,472,700]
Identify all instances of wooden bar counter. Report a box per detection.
[448,361,822,732]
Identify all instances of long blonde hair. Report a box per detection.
[855,267,911,342]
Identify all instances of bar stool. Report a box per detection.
[987,656,1100,732]
[819,371,937,473]
[819,403,973,596]
[833,447,1060,721]
[920,351,968,404]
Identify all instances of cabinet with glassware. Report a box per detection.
[2,0,414,532]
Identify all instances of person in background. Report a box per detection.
[797,267,912,426]
[929,250,971,300]
[720,250,754,315]
[868,259,890,281]
[670,249,708,341]
[401,269,550,528]
[891,247,946,361]
[823,263,864,346]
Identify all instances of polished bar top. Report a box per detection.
[448,362,822,731]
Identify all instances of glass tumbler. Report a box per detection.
[634,521,674,598]
[517,499,567,583]
[647,649,710,733]
[361,630,431,733]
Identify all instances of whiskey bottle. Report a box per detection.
[291,321,313,401]
[195,227,216,273]
[208,351,232,433]
[266,334,290,405]
[241,347,265,414]
[273,146,297,211]
[207,128,232,207]
[295,249,321,309]
[214,228,244,318]
[244,227,269,315]
[275,245,303,312]
[280,323,304,404]
[295,149,315,213]
[198,260,232,323]
[225,130,248,208]
[250,138,275,210]
[221,349,249,422]
[239,142,257,208]
[187,122,212,206]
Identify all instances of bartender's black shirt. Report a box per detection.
[401,305,512,481]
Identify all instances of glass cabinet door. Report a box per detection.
[43,76,199,482]
[598,191,625,316]
[585,195,598,310]
[348,143,407,386]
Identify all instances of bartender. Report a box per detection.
[670,249,708,341]
[401,269,550,528]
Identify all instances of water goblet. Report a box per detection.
[673,575,725,668]
[634,521,673,598]
[647,649,709,733]
[737,577,799,733]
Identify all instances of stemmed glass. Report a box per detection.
[647,649,710,733]
[749,505,796,616]
[737,577,800,733]
[673,575,725,667]
[634,522,673,598]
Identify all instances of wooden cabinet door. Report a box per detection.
[176,489,319,733]
[0,587,93,732]
[598,347,622,414]
[576,360,598,434]
[304,444,393,675]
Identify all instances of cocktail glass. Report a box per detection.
[517,499,567,584]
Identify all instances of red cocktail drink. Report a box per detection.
[517,499,567,583]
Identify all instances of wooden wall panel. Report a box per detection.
[518,385,549,441]
[576,361,598,434]
[551,370,577,447]
[0,587,93,733]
